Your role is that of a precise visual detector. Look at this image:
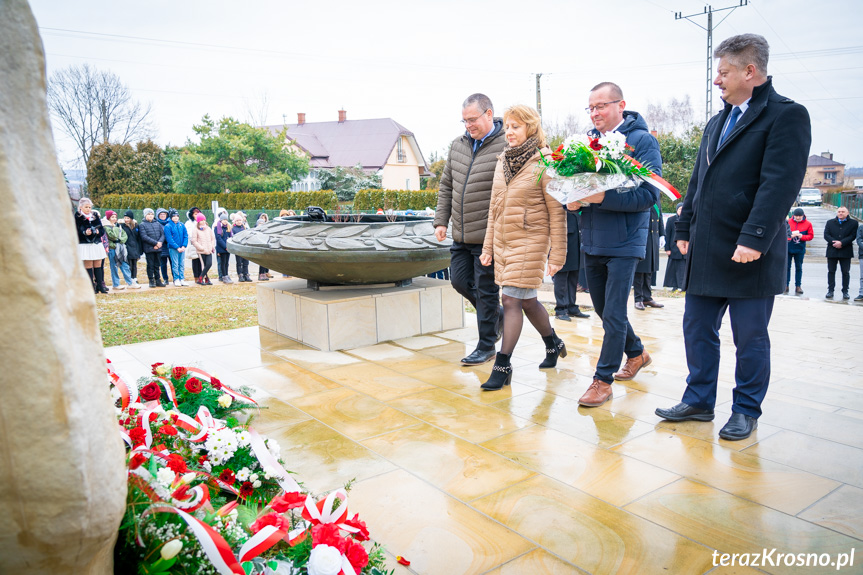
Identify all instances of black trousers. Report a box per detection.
[218,253,230,278]
[235,256,249,277]
[633,272,653,303]
[552,270,580,315]
[827,257,851,293]
[449,241,500,351]
[200,253,212,278]
[128,257,139,280]
[191,257,202,279]
[145,252,160,281]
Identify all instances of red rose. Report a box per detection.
[250,512,290,534]
[219,469,236,486]
[343,538,369,571]
[139,382,161,402]
[172,366,188,379]
[158,424,178,436]
[129,427,147,446]
[589,138,602,151]
[184,377,203,394]
[344,513,370,541]
[128,452,147,469]
[239,481,254,498]
[150,362,164,375]
[209,377,223,390]
[270,491,307,513]
[166,453,188,473]
[312,523,346,552]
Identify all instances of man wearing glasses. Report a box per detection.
[568,82,661,407]
[434,94,506,365]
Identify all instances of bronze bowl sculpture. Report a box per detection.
[227,214,453,287]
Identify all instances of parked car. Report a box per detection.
[797,188,822,206]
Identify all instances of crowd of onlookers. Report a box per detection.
[75,197,296,293]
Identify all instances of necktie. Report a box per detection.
[719,107,741,146]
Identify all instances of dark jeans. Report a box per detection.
[552,270,580,315]
[145,252,160,281]
[681,294,774,419]
[200,253,212,279]
[128,257,139,280]
[449,241,500,351]
[235,256,249,277]
[218,253,230,278]
[159,253,171,282]
[584,255,643,384]
[827,257,851,293]
[632,272,653,303]
[786,250,804,287]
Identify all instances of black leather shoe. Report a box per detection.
[555,314,571,322]
[843,291,850,300]
[461,348,496,366]
[570,308,590,318]
[826,291,834,299]
[718,413,758,441]
[643,299,664,308]
[655,402,715,422]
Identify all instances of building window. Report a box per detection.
[397,138,406,163]
[825,172,836,183]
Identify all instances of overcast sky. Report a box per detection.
[30,0,863,172]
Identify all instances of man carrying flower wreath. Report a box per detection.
[655,34,811,441]
[569,82,662,408]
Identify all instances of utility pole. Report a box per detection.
[100,99,108,143]
[675,1,748,122]
[535,73,543,118]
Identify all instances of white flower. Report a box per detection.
[307,544,344,575]
[565,134,590,149]
[236,467,251,481]
[252,480,262,488]
[235,429,250,446]
[202,461,212,472]
[128,402,146,411]
[156,467,175,486]
[218,394,233,408]
[249,473,259,482]
[598,131,627,160]
[160,539,183,560]
[181,472,197,485]
[267,438,281,456]
[263,466,283,480]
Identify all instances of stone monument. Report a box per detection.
[0,2,127,573]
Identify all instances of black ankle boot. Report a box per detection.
[539,330,567,368]
[481,353,512,391]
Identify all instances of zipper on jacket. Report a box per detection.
[459,141,479,243]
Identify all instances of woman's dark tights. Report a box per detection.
[499,294,553,355]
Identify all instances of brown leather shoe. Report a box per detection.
[634,301,645,310]
[579,378,613,407]
[643,299,664,308]
[613,350,651,381]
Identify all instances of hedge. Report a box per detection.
[352,189,439,211]
[97,190,339,212]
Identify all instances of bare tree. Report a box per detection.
[543,114,593,148]
[244,91,270,127]
[645,95,697,135]
[47,64,155,168]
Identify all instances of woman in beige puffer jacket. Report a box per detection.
[479,105,567,390]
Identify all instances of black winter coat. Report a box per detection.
[676,78,811,298]
[121,222,143,259]
[559,208,581,272]
[138,218,165,254]
[824,217,859,258]
[75,211,105,244]
[664,214,684,259]
[635,205,665,274]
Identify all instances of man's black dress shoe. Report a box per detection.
[718,413,758,441]
[655,402,715,422]
[461,348,496,366]
[643,299,664,308]
[570,308,590,318]
[555,314,571,322]
[634,301,646,310]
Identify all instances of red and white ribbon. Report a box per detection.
[154,377,179,408]
[186,367,258,405]
[144,506,244,575]
[624,155,681,200]
[108,363,137,409]
[248,429,301,493]
[302,489,357,533]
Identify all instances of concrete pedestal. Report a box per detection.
[257,277,465,351]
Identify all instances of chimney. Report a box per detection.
[650,130,658,137]
[338,109,347,123]
[297,113,306,125]
[821,151,833,160]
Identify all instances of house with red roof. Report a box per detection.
[265,111,431,191]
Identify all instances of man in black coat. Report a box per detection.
[552,208,589,321]
[655,34,811,441]
[632,204,665,309]
[824,206,859,299]
[663,203,685,291]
